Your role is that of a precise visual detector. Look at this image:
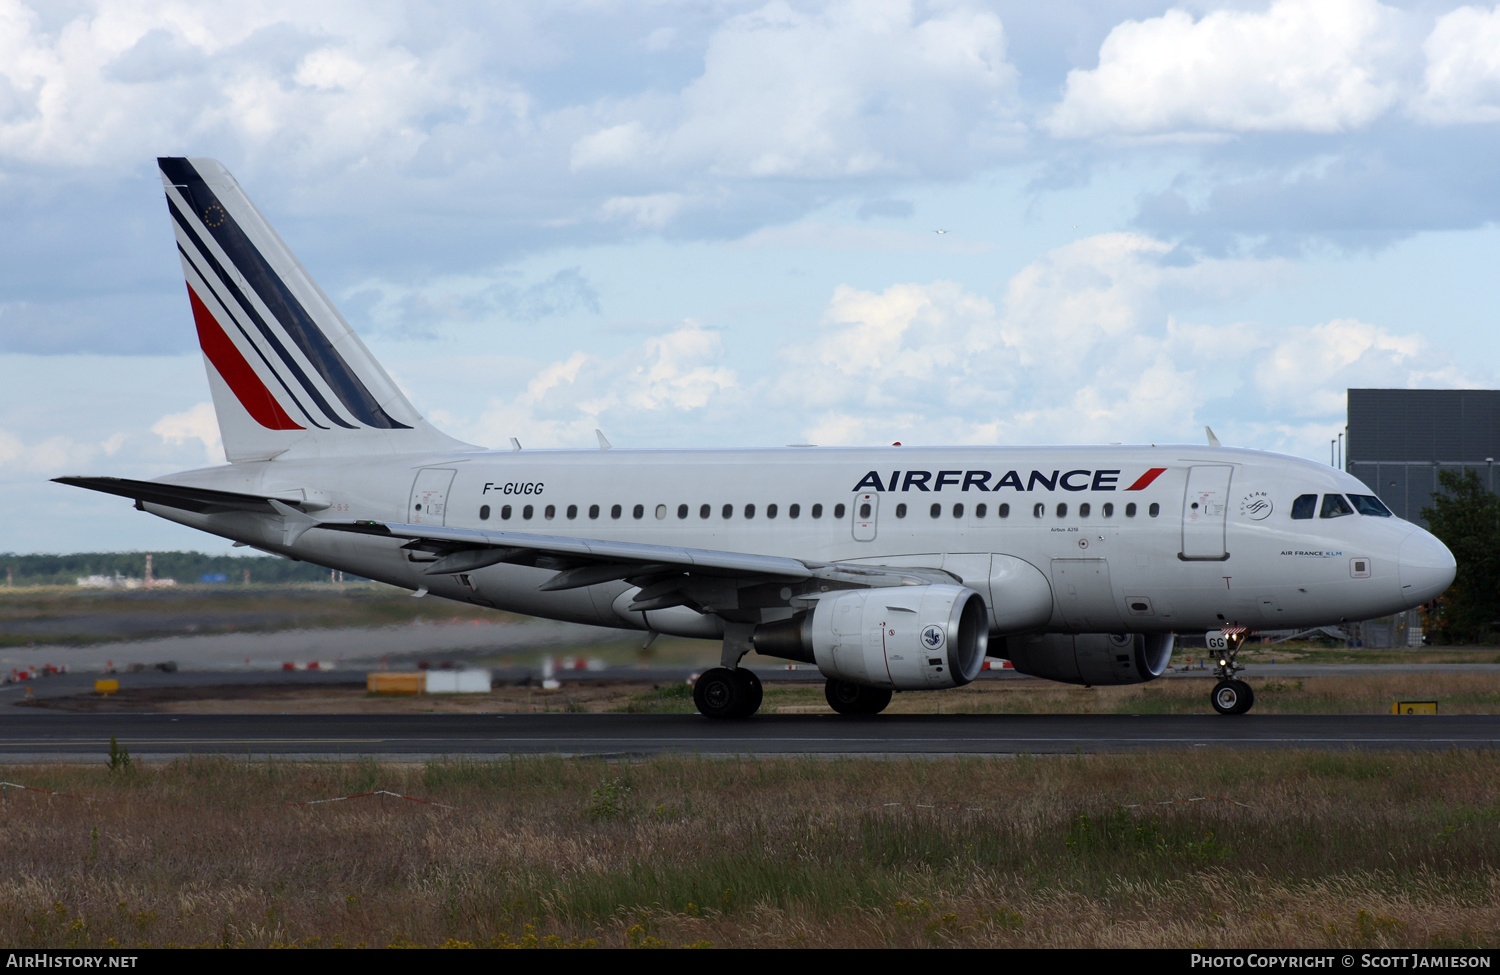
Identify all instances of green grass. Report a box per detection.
[4,752,1500,947]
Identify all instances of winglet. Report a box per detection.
[510,438,522,451]
[268,499,320,546]
[1205,426,1221,448]
[596,429,612,450]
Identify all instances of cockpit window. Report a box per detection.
[1348,494,1392,517]
[1320,494,1355,519]
[1291,494,1317,520]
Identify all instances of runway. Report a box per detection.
[2,711,1498,761]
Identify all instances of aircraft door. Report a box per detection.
[1181,465,1233,560]
[408,468,457,526]
[852,492,878,541]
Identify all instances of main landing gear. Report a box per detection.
[824,678,892,715]
[693,667,763,719]
[1209,627,1255,716]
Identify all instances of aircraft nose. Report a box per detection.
[1398,529,1457,606]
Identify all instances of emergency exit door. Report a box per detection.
[408,468,456,526]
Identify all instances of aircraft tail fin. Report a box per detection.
[158,157,469,462]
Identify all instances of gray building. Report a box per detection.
[1346,388,1500,527]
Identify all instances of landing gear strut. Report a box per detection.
[824,678,892,715]
[693,667,762,719]
[1209,628,1254,716]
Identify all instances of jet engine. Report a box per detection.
[998,632,1174,686]
[752,584,988,690]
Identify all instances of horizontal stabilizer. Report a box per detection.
[54,476,311,515]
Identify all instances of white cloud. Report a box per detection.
[1412,4,1500,124]
[0,0,520,171]
[770,232,1473,457]
[151,401,222,463]
[0,428,112,475]
[571,0,1020,181]
[457,322,738,449]
[1048,0,1404,138]
[600,193,686,229]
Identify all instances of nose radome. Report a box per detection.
[1398,529,1457,606]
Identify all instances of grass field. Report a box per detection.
[1,752,1498,948]
[0,584,514,648]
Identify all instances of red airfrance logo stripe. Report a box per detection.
[187,285,303,431]
[1125,467,1167,491]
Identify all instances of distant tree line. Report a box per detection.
[0,552,365,587]
[1421,469,1500,644]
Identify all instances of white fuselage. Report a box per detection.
[146,442,1455,641]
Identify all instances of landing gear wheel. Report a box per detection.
[738,668,763,716]
[693,667,761,719]
[824,678,893,715]
[1211,679,1254,716]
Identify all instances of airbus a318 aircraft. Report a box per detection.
[57,158,1457,719]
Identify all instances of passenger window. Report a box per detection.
[789,504,801,519]
[523,505,534,519]
[744,504,755,519]
[589,504,600,519]
[501,505,512,520]
[812,504,823,518]
[633,504,644,519]
[1149,503,1159,517]
[1320,494,1354,519]
[700,504,711,519]
[1033,503,1044,518]
[1125,503,1136,517]
[895,503,907,518]
[1102,502,1113,517]
[1348,494,1392,517]
[998,503,1009,518]
[655,504,666,519]
[975,503,987,518]
[678,504,688,519]
[544,504,555,520]
[479,505,490,521]
[722,504,733,519]
[611,504,622,519]
[858,502,870,518]
[1056,503,1067,517]
[1291,494,1317,520]
[768,504,778,518]
[930,503,941,518]
[953,504,963,518]
[1079,503,1090,518]
[566,504,577,519]
[834,504,846,518]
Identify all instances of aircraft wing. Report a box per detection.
[307,515,955,613]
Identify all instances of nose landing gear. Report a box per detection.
[1211,678,1254,715]
[1208,626,1255,716]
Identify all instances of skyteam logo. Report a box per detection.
[851,468,1167,493]
[1240,491,1274,520]
[921,625,946,651]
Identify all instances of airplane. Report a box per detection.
[56,158,1457,719]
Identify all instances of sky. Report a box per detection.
[3,0,1500,554]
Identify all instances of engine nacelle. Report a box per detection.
[999,632,1175,686]
[753,585,989,690]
